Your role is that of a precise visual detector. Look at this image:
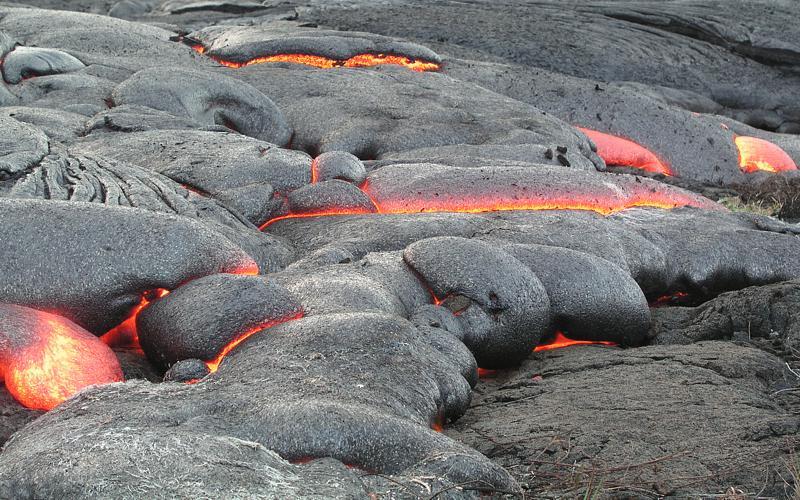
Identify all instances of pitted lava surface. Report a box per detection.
[0,0,799,498]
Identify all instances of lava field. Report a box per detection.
[1,0,800,498]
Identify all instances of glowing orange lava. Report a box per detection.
[1,310,123,411]
[534,331,616,352]
[189,44,440,72]
[101,288,169,349]
[734,136,797,173]
[577,127,672,175]
[205,311,304,373]
[477,368,498,378]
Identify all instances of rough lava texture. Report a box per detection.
[0,1,799,498]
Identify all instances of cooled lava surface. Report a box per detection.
[0,0,799,498]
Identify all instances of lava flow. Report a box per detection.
[205,311,304,373]
[577,127,672,175]
[101,288,170,349]
[0,306,124,411]
[534,331,616,352]
[734,135,797,173]
[189,44,440,72]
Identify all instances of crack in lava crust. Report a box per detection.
[189,44,440,72]
[204,311,305,373]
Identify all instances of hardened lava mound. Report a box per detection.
[0,1,799,498]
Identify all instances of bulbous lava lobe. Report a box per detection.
[1,46,85,84]
[403,237,552,368]
[360,163,718,217]
[137,274,303,372]
[0,303,122,411]
[502,243,650,346]
[577,127,672,175]
[186,24,442,71]
[112,67,292,146]
[735,135,798,173]
[0,198,258,334]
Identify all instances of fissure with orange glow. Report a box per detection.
[533,331,616,352]
[577,127,672,176]
[189,44,440,72]
[734,135,797,173]
[101,288,170,349]
[1,309,124,411]
[261,183,713,228]
[205,311,304,373]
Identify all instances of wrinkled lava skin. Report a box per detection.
[0,1,799,498]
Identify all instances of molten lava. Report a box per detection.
[101,288,170,349]
[534,331,616,352]
[189,44,440,72]
[577,127,672,175]
[0,308,123,411]
[205,311,304,373]
[734,135,797,173]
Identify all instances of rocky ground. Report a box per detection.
[0,1,799,498]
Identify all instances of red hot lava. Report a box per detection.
[189,44,440,72]
[534,331,616,352]
[734,135,798,173]
[577,127,672,176]
[1,307,123,411]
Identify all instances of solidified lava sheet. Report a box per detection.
[1,0,800,498]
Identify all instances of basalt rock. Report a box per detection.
[0,198,257,334]
[112,67,292,146]
[75,129,311,226]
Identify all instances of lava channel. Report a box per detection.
[102,288,170,349]
[734,135,798,173]
[0,305,123,411]
[190,44,440,72]
[577,127,672,175]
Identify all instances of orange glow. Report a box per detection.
[101,288,169,349]
[577,127,672,175]
[1,312,123,411]
[190,45,440,72]
[734,135,797,173]
[477,368,498,378]
[650,291,690,307]
[310,157,319,183]
[205,311,304,373]
[259,208,375,229]
[534,331,615,352]
[261,178,714,228]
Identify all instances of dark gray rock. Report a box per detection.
[0,198,257,334]
[404,237,551,368]
[112,67,292,145]
[287,179,377,215]
[504,243,650,346]
[138,274,302,370]
[0,115,49,180]
[2,152,294,272]
[1,46,84,84]
[312,151,366,185]
[163,358,209,382]
[76,129,311,226]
